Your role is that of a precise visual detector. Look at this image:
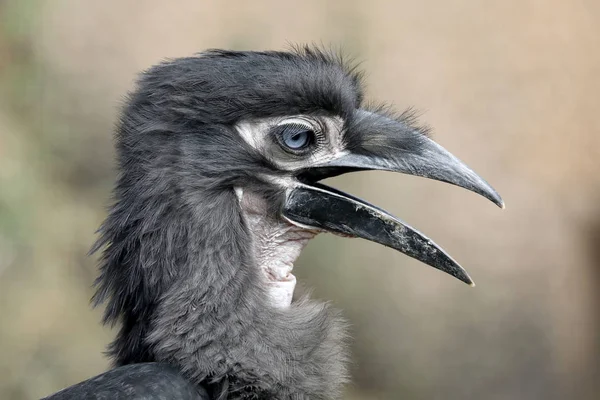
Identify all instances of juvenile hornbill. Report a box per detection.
[44,47,503,400]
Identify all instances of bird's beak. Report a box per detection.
[281,110,504,285]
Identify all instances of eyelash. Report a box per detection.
[284,122,312,132]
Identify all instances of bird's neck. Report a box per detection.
[96,188,348,399]
[234,186,319,308]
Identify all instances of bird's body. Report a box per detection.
[43,363,208,400]
[45,47,503,399]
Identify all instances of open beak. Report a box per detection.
[281,110,504,285]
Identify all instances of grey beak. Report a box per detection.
[282,109,503,285]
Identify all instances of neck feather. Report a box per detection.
[94,185,348,399]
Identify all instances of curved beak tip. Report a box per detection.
[483,189,504,209]
[489,190,505,209]
[458,271,475,287]
[479,182,504,209]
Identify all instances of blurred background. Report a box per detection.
[1,1,599,399]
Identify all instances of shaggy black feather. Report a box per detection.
[91,47,370,399]
[43,363,208,400]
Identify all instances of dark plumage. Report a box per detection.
[43,363,208,400]
[44,47,503,400]
[94,48,355,399]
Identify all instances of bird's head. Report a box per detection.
[105,47,503,311]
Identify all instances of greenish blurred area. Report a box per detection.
[1,1,599,399]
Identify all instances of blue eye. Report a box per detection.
[276,123,315,152]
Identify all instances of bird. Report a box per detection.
[43,47,503,400]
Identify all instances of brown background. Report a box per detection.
[1,1,599,399]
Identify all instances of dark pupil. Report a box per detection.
[282,125,312,149]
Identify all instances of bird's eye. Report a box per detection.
[274,123,316,154]
[282,127,311,149]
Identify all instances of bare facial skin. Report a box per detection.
[236,115,347,172]
[235,187,318,308]
[233,116,347,307]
